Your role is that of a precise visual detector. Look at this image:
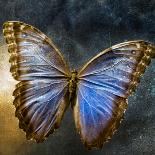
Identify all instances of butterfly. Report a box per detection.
[2,21,155,149]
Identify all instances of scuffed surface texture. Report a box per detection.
[0,0,155,154]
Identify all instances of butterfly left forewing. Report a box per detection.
[73,40,155,149]
[3,21,70,142]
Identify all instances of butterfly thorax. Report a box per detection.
[69,70,78,100]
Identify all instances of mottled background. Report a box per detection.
[0,0,155,155]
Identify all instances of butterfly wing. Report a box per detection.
[73,41,155,149]
[3,21,70,142]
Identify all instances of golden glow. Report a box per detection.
[0,44,32,155]
[0,45,17,94]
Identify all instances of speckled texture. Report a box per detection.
[0,0,155,154]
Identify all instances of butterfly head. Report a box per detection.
[71,69,77,74]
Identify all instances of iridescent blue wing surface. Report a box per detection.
[73,41,155,149]
[3,21,70,142]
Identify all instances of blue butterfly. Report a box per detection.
[3,21,155,149]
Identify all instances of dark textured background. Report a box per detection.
[0,0,155,155]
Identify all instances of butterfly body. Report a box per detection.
[3,21,155,149]
[69,70,78,101]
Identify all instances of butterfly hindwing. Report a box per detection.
[73,41,155,149]
[14,79,69,142]
[3,21,70,142]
